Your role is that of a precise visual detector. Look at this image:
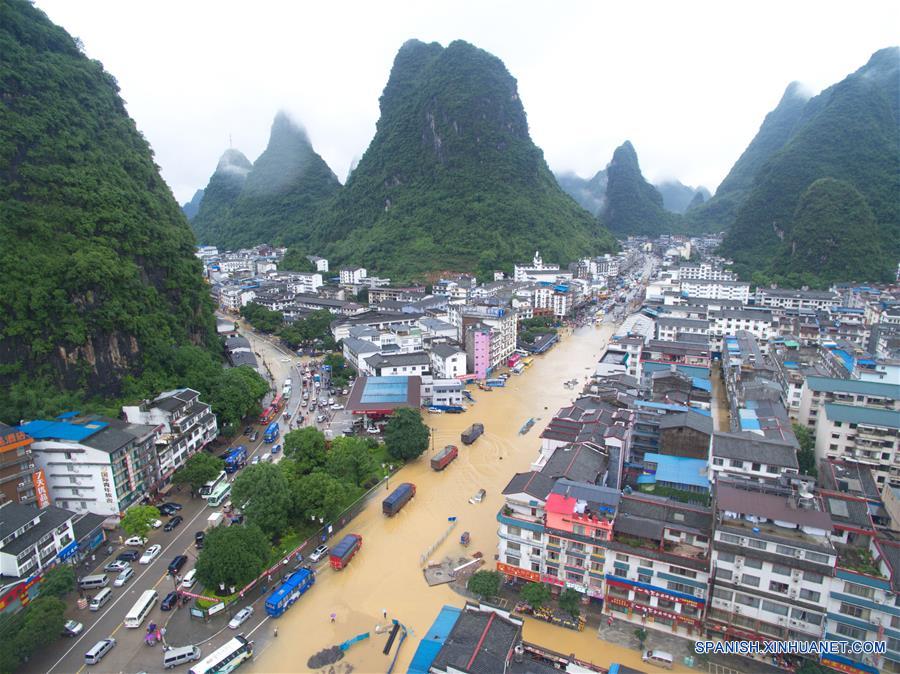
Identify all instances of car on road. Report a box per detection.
[113,566,134,587]
[272,444,282,454]
[251,456,260,465]
[167,554,188,575]
[150,518,163,529]
[63,619,84,637]
[160,590,179,611]
[244,426,253,435]
[328,397,335,405]
[330,403,343,410]
[159,502,183,516]
[309,544,329,563]
[250,431,258,442]
[316,414,326,423]
[163,515,183,532]
[342,389,349,395]
[195,531,205,548]
[228,606,254,629]
[367,426,381,435]
[140,544,162,564]
[116,550,140,563]
[124,536,147,547]
[104,560,130,573]
[280,357,290,362]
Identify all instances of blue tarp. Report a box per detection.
[408,605,461,674]
[17,419,107,441]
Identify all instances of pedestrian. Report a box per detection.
[382,608,387,620]
[274,626,278,638]
[330,613,336,623]
[607,615,613,628]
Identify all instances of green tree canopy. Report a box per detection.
[120,505,161,539]
[209,365,269,433]
[195,524,270,592]
[793,423,818,478]
[519,582,551,609]
[173,452,225,494]
[241,303,284,334]
[558,588,582,619]
[231,463,293,539]
[384,408,429,461]
[13,596,67,662]
[292,471,360,523]
[467,570,501,599]
[325,436,378,487]
[39,565,75,599]
[283,427,328,476]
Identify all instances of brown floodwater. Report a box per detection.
[251,321,651,673]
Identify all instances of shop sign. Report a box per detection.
[207,602,226,616]
[56,541,78,561]
[101,468,114,506]
[496,562,540,583]
[32,469,50,508]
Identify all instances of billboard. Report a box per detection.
[32,469,50,508]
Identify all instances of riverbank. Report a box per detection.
[250,322,619,673]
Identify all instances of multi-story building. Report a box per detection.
[676,263,736,282]
[514,251,562,282]
[419,377,464,408]
[457,305,518,372]
[708,432,799,484]
[465,324,492,379]
[680,280,751,303]
[707,482,835,647]
[122,388,218,486]
[305,255,329,272]
[707,309,775,353]
[283,272,323,295]
[797,376,899,430]
[22,416,159,516]
[754,287,839,313]
[339,266,367,285]
[0,425,41,507]
[364,352,432,377]
[0,501,77,580]
[655,317,709,343]
[814,403,900,488]
[429,343,466,379]
[604,494,712,637]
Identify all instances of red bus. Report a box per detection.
[258,393,285,424]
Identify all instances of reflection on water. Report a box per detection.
[252,323,648,673]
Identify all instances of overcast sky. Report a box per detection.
[37,1,899,204]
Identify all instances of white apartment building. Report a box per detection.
[655,317,710,342]
[429,343,466,379]
[285,272,324,295]
[122,388,218,484]
[23,417,159,516]
[708,483,836,644]
[420,376,464,408]
[676,263,736,281]
[680,280,751,303]
[814,403,900,488]
[708,309,775,353]
[306,255,329,272]
[533,283,573,318]
[754,288,839,312]
[798,376,899,429]
[339,266,367,285]
[514,251,561,282]
[708,432,799,484]
[0,501,77,579]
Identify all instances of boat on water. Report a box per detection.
[519,418,535,434]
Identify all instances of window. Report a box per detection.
[771,564,792,576]
[839,603,870,621]
[803,571,823,584]
[843,582,875,600]
[715,568,732,581]
[735,594,759,608]
[775,544,795,556]
[798,588,820,603]
[729,459,743,468]
[836,623,866,640]
[791,608,823,626]
[549,536,560,547]
[747,539,767,550]
[506,555,520,567]
[769,581,789,594]
[507,525,521,538]
[531,562,541,573]
[720,533,741,544]
[713,588,733,601]
[743,556,762,569]
[717,552,735,563]
[761,600,788,616]
[751,462,761,471]
[804,551,829,564]
[713,458,724,466]
[506,542,521,552]
[638,573,652,584]
[742,574,761,587]
[616,553,630,562]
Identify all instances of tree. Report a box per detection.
[240,303,284,333]
[283,427,327,476]
[195,524,270,592]
[231,463,293,539]
[13,596,66,660]
[384,408,429,462]
[209,365,269,433]
[293,471,360,523]
[325,436,378,487]
[793,423,818,478]
[40,565,75,599]
[467,571,501,599]
[558,588,582,619]
[120,505,161,539]
[519,582,551,610]
[173,452,225,495]
[323,352,350,386]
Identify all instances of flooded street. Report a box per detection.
[251,320,649,673]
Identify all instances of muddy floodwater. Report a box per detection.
[251,321,649,673]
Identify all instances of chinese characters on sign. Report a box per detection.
[32,469,50,508]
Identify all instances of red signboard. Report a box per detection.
[606,578,704,607]
[0,430,31,453]
[32,469,50,508]
[496,562,540,583]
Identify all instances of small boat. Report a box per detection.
[477,382,491,391]
[460,531,470,546]
[519,418,535,435]
[469,489,486,504]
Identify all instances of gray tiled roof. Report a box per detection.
[1,505,76,555]
[659,411,713,435]
[712,431,799,469]
[431,608,521,674]
[430,343,464,359]
[502,472,556,500]
[365,351,431,369]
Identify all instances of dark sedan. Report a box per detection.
[160,590,179,611]
[163,515,183,532]
[116,550,140,563]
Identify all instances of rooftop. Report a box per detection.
[805,376,900,398]
[716,483,832,531]
[345,375,422,413]
[503,471,556,501]
[643,453,710,490]
[712,431,799,469]
[430,606,521,674]
[823,403,900,429]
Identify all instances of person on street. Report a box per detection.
[383,608,387,619]
[274,626,278,638]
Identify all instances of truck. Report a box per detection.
[431,445,458,471]
[207,512,224,529]
[461,423,484,445]
[329,534,362,570]
[382,483,416,516]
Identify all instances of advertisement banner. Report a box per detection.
[496,562,540,583]
[32,469,50,508]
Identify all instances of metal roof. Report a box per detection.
[823,403,900,429]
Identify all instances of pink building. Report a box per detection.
[465,325,491,379]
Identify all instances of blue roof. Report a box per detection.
[408,605,461,674]
[642,361,710,379]
[805,376,900,399]
[56,411,80,419]
[359,376,410,404]
[691,377,712,392]
[830,348,854,372]
[633,401,711,416]
[644,453,709,489]
[823,403,900,429]
[17,419,107,442]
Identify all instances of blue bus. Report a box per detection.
[264,421,280,443]
[265,568,315,617]
[223,446,247,474]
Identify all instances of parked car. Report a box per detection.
[367,426,380,435]
[150,519,163,529]
[195,531,205,548]
[103,560,129,573]
[330,403,343,410]
[250,431,258,442]
[140,544,162,564]
[158,504,177,517]
[124,536,147,547]
[316,414,326,423]
[162,501,183,511]
[113,567,134,587]
[167,555,187,575]
[63,620,84,637]
[228,606,254,629]
[309,544,329,563]
[160,590,179,611]
[272,444,282,454]
[116,550,140,563]
[244,426,253,436]
[164,515,183,532]
[251,456,260,465]
[342,389,349,395]
[328,398,335,405]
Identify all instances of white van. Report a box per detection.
[163,644,201,669]
[642,650,674,669]
[84,638,116,665]
[89,587,113,611]
[260,453,272,464]
[79,574,109,590]
[181,568,197,589]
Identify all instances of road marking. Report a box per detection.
[47,502,212,673]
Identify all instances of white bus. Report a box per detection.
[199,471,227,499]
[207,482,232,508]
[124,589,158,628]
[188,635,253,674]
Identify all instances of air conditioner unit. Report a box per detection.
[778,617,788,625]
[733,606,742,614]
[734,559,743,568]
[793,550,803,559]
[789,591,797,599]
